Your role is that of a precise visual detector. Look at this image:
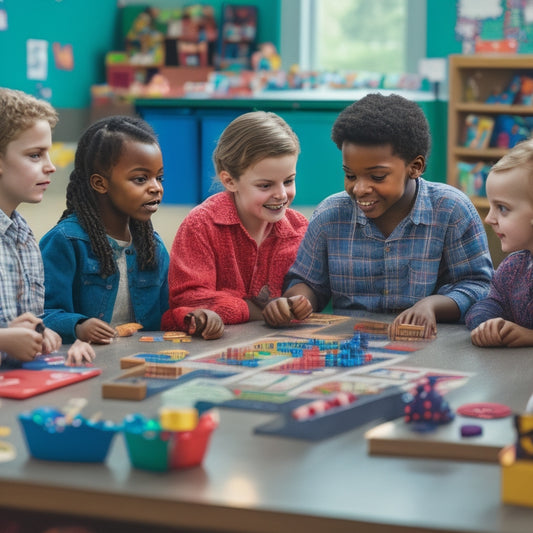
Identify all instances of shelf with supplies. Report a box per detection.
[448,54,533,267]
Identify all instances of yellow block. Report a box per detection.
[500,445,533,507]
[159,407,198,432]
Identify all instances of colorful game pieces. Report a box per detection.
[514,414,533,459]
[123,409,219,471]
[404,376,455,431]
[139,335,164,342]
[159,406,198,431]
[457,402,512,419]
[162,331,189,340]
[291,392,357,420]
[115,322,143,337]
[157,349,189,359]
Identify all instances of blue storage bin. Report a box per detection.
[138,107,200,205]
[199,110,242,201]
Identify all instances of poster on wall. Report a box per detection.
[27,39,48,80]
[53,42,74,71]
[0,9,8,31]
[456,0,533,53]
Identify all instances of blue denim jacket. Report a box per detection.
[40,215,169,343]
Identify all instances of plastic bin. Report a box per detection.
[138,107,200,205]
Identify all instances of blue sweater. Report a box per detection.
[40,214,169,343]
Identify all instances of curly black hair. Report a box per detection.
[331,93,431,164]
[61,115,160,277]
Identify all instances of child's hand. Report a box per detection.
[75,318,116,344]
[41,328,62,354]
[185,310,224,340]
[1,327,43,361]
[393,301,437,339]
[498,321,533,347]
[470,318,504,347]
[263,296,312,327]
[8,312,42,330]
[66,339,96,366]
[471,318,533,347]
[263,298,292,326]
[288,295,313,321]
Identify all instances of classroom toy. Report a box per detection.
[404,376,455,431]
[0,440,15,463]
[162,331,189,340]
[172,336,192,343]
[0,368,102,399]
[500,414,533,507]
[254,386,405,441]
[115,322,143,337]
[461,424,483,437]
[123,409,219,471]
[105,324,449,441]
[18,407,120,462]
[389,323,431,341]
[120,352,190,369]
[368,415,513,463]
[102,362,235,401]
[158,349,189,359]
[159,406,199,432]
[353,320,435,341]
[456,402,512,419]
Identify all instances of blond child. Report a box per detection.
[466,139,533,347]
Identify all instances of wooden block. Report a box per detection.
[102,365,147,401]
[365,416,513,463]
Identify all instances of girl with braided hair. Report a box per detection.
[40,115,169,344]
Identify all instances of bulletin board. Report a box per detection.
[455,0,533,54]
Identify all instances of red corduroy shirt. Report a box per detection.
[161,191,308,330]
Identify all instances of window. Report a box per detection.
[280,0,426,74]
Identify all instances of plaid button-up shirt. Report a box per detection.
[0,209,44,325]
[286,178,493,320]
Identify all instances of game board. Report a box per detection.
[0,368,101,399]
[102,318,470,440]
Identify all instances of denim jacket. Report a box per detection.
[40,214,169,343]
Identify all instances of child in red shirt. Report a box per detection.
[161,111,309,339]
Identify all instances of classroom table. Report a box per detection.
[1,311,533,533]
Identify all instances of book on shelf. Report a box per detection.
[457,160,492,197]
[462,114,494,149]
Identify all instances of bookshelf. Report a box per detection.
[447,54,533,266]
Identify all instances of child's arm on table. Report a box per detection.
[392,295,460,339]
[263,284,315,327]
[184,309,224,340]
[75,318,116,344]
[471,318,533,348]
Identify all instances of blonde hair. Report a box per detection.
[491,138,533,174]
[213,111,300,179]
[490,138,533,203]
[0,87,58,155]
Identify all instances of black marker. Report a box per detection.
[35,322,45,334]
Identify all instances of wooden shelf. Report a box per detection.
[447,54,533,267]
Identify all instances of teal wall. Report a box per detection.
[426,0,462,58]
[0,0,119,108]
